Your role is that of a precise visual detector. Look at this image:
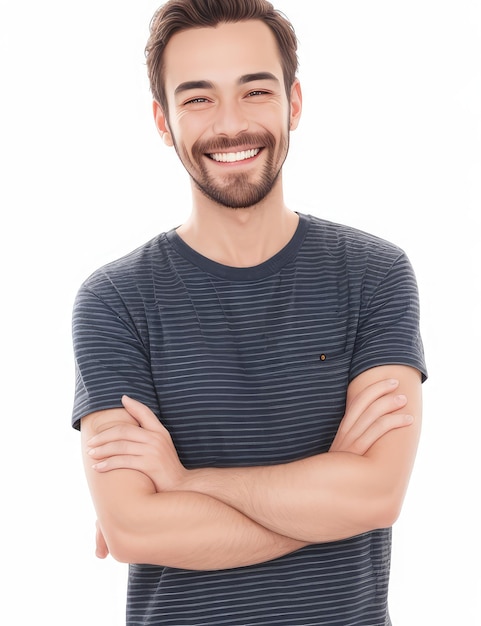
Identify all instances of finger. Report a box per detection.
[87,422,150,448]
[91,454,147,473]
[349,413,414,456]
[88,440,150,461]
[342,378,400,432]
[338,393,408,448]
[122,395,164,431]
[95,521,109,559]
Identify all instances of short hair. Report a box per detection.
[145,0,299,112]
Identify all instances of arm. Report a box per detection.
[75,283,306,569]
[87,369,418,555]
[180,364,422,542]
[81,408,308,571]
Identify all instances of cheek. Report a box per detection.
[174,125,206,157]
[256,101,289,123]
[175,108,214,136]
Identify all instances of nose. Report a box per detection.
[212,99,249,137]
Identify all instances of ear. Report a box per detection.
[153,100,174,147]
[289,79,302,131]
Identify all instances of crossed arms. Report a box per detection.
[81,364,422,571]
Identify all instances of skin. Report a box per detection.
[80,20,423,568]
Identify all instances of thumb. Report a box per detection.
[121,395,162,430]
[95,521,109,559]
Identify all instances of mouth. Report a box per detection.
[207,148,261,164]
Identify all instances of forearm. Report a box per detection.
[93,471,307,570]
[182,426,418,543]
[82,410,307,571]
[181,453,382,543]
[86,367,421,552]
[181,367,422,543]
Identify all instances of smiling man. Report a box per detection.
[72,1,427,625]
[157,20,296,214]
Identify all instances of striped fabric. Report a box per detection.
[72,213,427,625]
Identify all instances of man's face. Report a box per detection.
[157,20,301,209]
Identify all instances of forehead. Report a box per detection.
[163,20,284,92]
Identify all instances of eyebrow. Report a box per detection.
[174,80,214,96]
[174,72,280,96]
[239,72,280,85]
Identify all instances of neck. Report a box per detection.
[176,180,299,267]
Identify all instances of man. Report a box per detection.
[72,1,427,624]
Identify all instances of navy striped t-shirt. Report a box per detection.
[72,213,427,625]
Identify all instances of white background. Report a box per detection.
[1,1,480,624]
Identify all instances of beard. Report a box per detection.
[172,130,289,209]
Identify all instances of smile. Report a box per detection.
[208,148,261,163]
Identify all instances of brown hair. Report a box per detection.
[145,0,299,112]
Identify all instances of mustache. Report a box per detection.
[192,132,276,157]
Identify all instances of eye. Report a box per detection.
[184,97,210,105]
[247,90,270,98]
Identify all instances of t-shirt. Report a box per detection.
[72,213,427,625]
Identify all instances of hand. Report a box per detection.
[330,378,413,455]
[87,395,188,492]
[95,520,109,559]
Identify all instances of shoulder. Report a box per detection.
[301,214,413,285]
[305,213,405,262]
[74,231,177,307]
[301,214,420,307]
[82,233,167,290]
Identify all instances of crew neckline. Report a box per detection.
[165,213,310,281]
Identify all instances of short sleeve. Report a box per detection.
[349,251,428,382]
[71,282,160,430]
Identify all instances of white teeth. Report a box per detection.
[209,148,260,163]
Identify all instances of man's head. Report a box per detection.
[146,0,302,210]
[145,0,298,114]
